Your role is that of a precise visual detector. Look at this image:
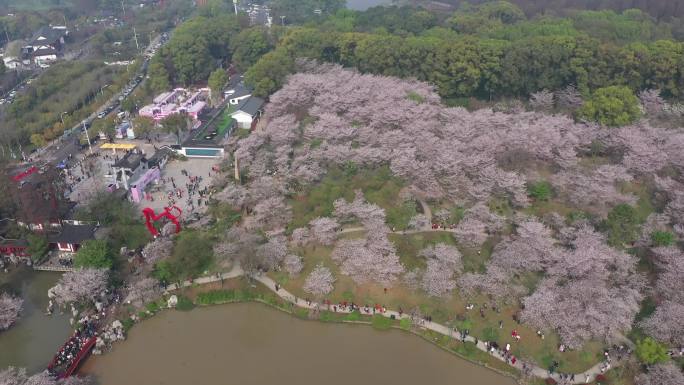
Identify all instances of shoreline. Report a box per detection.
[101,269,613,385]
[195,297,524,384]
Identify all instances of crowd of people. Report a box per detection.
[48,320,97,376]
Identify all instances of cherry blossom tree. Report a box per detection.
[529,90,554,112]
[453,217,488,248]
[214,182,249,209]
[609,125,670,173]
[283,254,304,277]
[640,301,684,346]
[0,367,27,385]
[635,363,684,385]
[124,277,162,308]
[407,214,430,230]
[256,235,288,270]
[303,264,335,297]
[556,85,583,110]
[520,276,642,348]
[25,371,56,385]
[638,89,666,116]
[651,247,684,302]
[308,217,339,245]
[490,219,556,272]
[420,244,463,271]
[0,368,92,385]
[243,197,292,231]
[330,192,404,284]
[290,227,310,247]
[637,214,671,247]
[221,227,264,275]
[50,268,109,307]
[142,238,173,264]
[0,292,23,331]
[519,225,644,348]
[331,237,404,285]
[418,244,463,297]
[458,265,526,301]
[453,203,504,248]
[59,376,94,385]
[551,165,636,212]
[403,269,421,291]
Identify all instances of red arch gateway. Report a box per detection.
[142,206,182,237]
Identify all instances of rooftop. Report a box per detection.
[234,96,265,117]
[47,224,96,245]
[29,26,66,47]
[113,152,145,170]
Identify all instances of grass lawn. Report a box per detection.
[267,228,607,375]
[289,165,414,230]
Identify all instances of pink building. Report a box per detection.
[139,88,209,122]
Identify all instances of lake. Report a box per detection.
[83,303,516,385]
[0,268,71,373]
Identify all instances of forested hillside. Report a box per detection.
[240,2,684,105]
[431,0,684,20]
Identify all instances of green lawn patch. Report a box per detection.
[371,314,393,330]
[289,165,407,229]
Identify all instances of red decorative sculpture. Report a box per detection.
[142,206,182,237]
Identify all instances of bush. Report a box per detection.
[27,234,49,263]
[145,301,161,313]
[122,318,135,332]
[527,180,553,201]
[155,230,214,283]
[650,231,674,247]
[604,203,640,247]
[74,240,114,269]
[636,337,669,364]
[371,314,393,330]
[175,295,195,311]
[577,85,641,127]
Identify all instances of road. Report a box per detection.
[40,32,169,165]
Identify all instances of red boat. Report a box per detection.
[47,326,97,379]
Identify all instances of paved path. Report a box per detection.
[341,227,457,235]
[164,265,615,384]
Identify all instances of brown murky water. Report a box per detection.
[83,303,516,385]
[0,268,71,373]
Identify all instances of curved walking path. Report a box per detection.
[341,227,458,235]
[164,265,614,384]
